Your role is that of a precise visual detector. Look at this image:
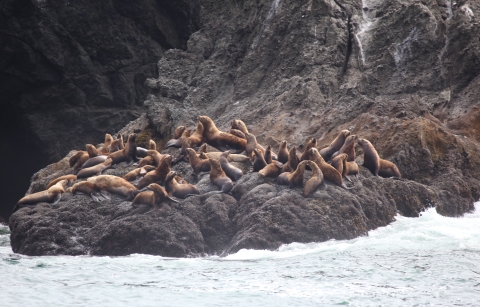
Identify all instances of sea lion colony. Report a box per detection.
[14,116,401,212]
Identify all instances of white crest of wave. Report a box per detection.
[225,203,480,261]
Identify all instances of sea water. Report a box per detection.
[2,203,480,306]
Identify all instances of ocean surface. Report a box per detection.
[2,203,480,306]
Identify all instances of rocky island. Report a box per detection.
[5,0,480,257]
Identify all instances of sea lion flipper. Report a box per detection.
[320,181,327,190]
[342,183,352,190]
[52,193,62,205]
[344,176,352,182]
[100,190,111,200]
[168,196,180,203]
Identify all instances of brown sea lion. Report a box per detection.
[281,147,299,173]
[357,138,401,178]
[219,151,243,181]
[229,129,246,139]
[198,116,246,153]
[180,121,204,154]
[319,130,351,161]
[87,175,138,200]
[300,137,317,161]
[138,156,155,167]
[186,148,211,174]
[14,179,71,212]
[209,158,234,193]
[108,133,138,165]
[99,133,114,153]
[132,183,178,211]
[66,181,104,202]
[123,165,156,182]
[231,119,249,134]
[277,160,308,188]
[69,150,90,174]
[331,134,357,162]
[164,171,200,199]
[137,155,173,189]
[331,153,359,182]
[205,152,250,163]
[109,134,124,152]
[144,149,166,166]
[46,174,77,189]
[253,148,267,172]
[309,148,349,189]
[245,132,266,161]
[277,141,289,164]
[303,160,326,196]
[264,145,273,164]
[86,144,103,158]
[258,161,283,178]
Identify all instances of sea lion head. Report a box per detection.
[221,150,231,158]
[165,171,177,182]
[341,130,351,138]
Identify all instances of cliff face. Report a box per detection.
[0,0,200,220]
[6,0,480,255]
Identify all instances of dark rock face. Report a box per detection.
[0,0,200,219]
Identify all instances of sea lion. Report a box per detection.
[109,134,124,152]
[81,155,109,169]
[309,148,349,189]
[229,129,246,139]
[14,179,71,212]
[197,143,208,154]
[218,151,243,181]
[303,160,326,196]
[69,150,90,174]
[245,132,266,161]
[77,157,113,178]
[137,155,173,189]
[319,130,351,161]
[46,174,77,189]
[138,156,155,167]
[331,153,348,180]
[253,148,267,172]
[277,141,289,164]
[87,175,138,200]
[357,138,401,178]
[231,119,249,134]
[277,160,308,188]
[144,149,166,166]
[300,137,317,161]
[132,183,178,211]
[164,171,200,199]
[165,126,191,148]
[99,133,114,153]
[66,181,104,202]
[108,133,138,165]
[198,116,246,153]
[331,153,358,182]
[86,144,103,158]
[281,147,299,173]
[205,152,250,163]
[123,165,156,182]
[186,148,211,174]
[180,121,204,154]
[264,145,273,164]
[258,161,283,178]
[209,158,233,193]
[331,134,357,162]
[137,140,157,158]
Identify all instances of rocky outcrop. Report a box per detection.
[6,0,480,256]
